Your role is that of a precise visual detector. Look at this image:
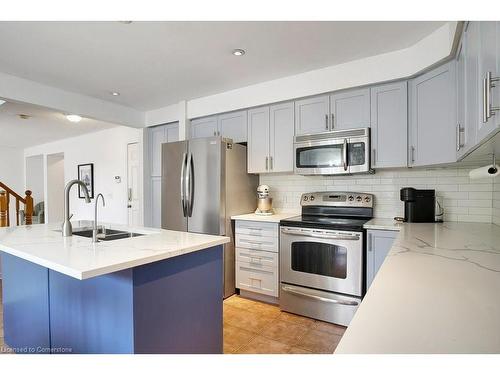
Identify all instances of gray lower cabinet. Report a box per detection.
[409,61,457,167]
[191,111,247,143]
[145,122,179,228]
[248,102,294,174]
[370,81,408,168]
[330,88,370,130]
[294,95,330,135]
[366,229,399,290]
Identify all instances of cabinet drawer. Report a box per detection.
[236,247,278,268]
[235,221,278,238]
[235,234,278,252]
[236,261,278,297]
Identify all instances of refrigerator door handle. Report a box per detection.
[180,152,188,217]
[186,152,194,217]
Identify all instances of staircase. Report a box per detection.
[0,182,34,227]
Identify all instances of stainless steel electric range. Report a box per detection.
[279,191,373,326]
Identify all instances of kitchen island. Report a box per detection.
[0,221,229,354]
[335,221,500,354]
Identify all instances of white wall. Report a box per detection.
[0,146,24,224]
[494,175,500,226]
[46,153,65,223]
[261,167,496,223]
[24,126,143,225]
[25,154,45,206]
[145,22,459,126]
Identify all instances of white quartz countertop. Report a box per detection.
[335,221,500,354]
[363,218,404,231]
[0,221,229,280]
[231,212,299,223]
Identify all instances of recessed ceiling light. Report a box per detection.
[18,114,31,120]
[118,21,133,24]
[232,49,245,56]
[66,114,82,123]
[0,99,6,106]
[110,91,120,96]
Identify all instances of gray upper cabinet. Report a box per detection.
[294,95,330,135]
[370,82,408,168]
[190,116,218,139]
[366,229,398,290]
[247,107,271,174]
[477,21,500,141]
[269,102,294,173]
[456,37,467,159]
[217,110,247,143]
[248,102,294,174]
[409,61,457,167]
[330,88,370,130]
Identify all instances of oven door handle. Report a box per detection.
[281,285,359,306]
[281,227,360,241]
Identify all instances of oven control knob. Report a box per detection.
[348,195,354,201]
[364,196,371,202]
[303,196,308,201]
[310,196,315,201]
[356,196,362,202]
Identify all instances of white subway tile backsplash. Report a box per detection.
[260,167,496,223]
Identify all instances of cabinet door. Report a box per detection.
[477,22,500,141]
[366,230,398,290]
[370,82,408,168]
[247,107,270,174]
[269,102,294,173]
[330,88,370,130]
[190,116,218,139]
[150,126,166,177]
[409,61,457,167]
[151,177,162,228]
[456,37,467,159]
[294,95,330,135]
[165,123,179,142]
[217,110,247,143]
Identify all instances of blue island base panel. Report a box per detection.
[0,245,223,354]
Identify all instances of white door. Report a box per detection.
[127,143,141,226]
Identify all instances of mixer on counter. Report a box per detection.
[254,184,274,215]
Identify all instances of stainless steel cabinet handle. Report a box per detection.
[343,138,348,171]
[281,285,359,306]
[180,152,187,217]
[372,149,376,166]
[410,146,415,164]
[265,156,269,171]
[213,130,217,136]
[331,113,335,129]
[269,156,273,170]
[367,233,372,251]
[483,71,500,123]
[456,123,464,151]
[325,114,329,130]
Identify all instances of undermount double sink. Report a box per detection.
[55,226,145,241]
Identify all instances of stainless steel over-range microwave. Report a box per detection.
[294,127,371,175]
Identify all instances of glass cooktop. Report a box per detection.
[280,215,370,231]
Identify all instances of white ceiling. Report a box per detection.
[0,21,446,111]
[0,101,116,148]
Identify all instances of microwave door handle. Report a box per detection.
[343,138,348,171]
[281,285,359,306]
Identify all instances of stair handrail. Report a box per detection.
[0,181,33,226]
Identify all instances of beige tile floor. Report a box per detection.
[223,294,346,354]
[0,281,345,354]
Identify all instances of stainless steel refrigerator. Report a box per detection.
[161,137,258,298]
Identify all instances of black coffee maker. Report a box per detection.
[400,187,436,222]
